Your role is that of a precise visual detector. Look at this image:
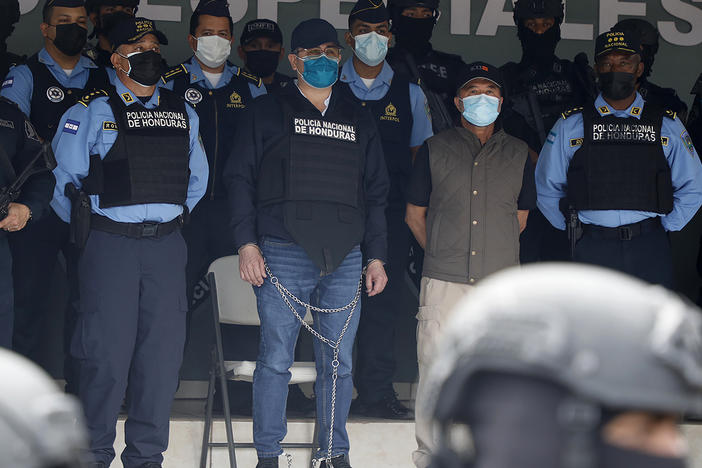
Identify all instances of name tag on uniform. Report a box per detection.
[2,78,13,89]
[63,119,80,134]
[103,121,118,131]
[293,118,357,143]
[125,110,188,130]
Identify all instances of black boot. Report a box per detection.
[256,457,279,468]
[319,455,352,468]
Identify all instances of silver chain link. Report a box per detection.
[264,261,363,465]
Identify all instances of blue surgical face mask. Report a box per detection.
[299,55,339,89]
[461,94,501,127]
[353,31,389,67]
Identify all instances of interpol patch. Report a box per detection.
[63,119,80,134]
[2,78,13,89]
[102,121,118,131]
[682,131,695,155]
[293,118,357,143]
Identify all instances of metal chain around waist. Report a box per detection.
[264,261,363,465]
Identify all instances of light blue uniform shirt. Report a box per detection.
[536,93,702,231]
[163,56,267,97]
[340,59,433,147]
[0,48,98,117]
[50,78,209,224]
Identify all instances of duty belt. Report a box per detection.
[91,214,182,239]
[582,217,661,241]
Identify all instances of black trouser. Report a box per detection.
[182,198,259,403]
[354,206,416,403]
[519,207,571,263]
[0,234,12,348]
[574,218,673,288]
[9,208,79,387]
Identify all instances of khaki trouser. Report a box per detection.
[412,276,472,468]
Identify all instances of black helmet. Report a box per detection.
[0,0,20,40]
[85,0,139,15]
[612,18,659,78]
[513,0,564,25]
[388,0,439,20]
[425,264,702,468]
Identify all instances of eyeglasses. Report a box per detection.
[296,46,341,60]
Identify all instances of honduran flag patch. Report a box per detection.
[63,119,80,134]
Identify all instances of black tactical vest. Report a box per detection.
[347,76,413,206]
[501,59,585,145]
[567,103,673,213]
[82,88,190,208]
[26,54,110,140]
[164,62,261,201]
[257,86,366,273]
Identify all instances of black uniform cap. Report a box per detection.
[240,19,283,46]
[109,16,167,50]
[290,18,342,51]
[456,61,504,93]
[349,0,389,25]
[193,0,230,18]
[388,0,439,10]
[595,29,641,59]
[45,0,86,8]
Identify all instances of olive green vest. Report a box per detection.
[423,126,528,284]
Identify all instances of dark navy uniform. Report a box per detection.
[1,47,110,366]
[265,71,294,94]
[0,97,55,348]
[639,78,688,122]
[339,57,431,413]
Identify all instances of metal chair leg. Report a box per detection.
[218,364,238,467]
[200,358,216,468]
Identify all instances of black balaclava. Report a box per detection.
[433,372,688,468]
[394,14,435,56]
[518,22,561,65]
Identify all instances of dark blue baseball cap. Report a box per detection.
[192,0,230,18]
[290,18,343,51]
[109,16,168,51]
[349,0,389,24]
[44,0,85,7]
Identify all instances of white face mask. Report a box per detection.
[194,35,231,68]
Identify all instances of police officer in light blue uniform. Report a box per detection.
[536,29,702,288]
[2,0,109,378]
[339,0,431,420]
[51,17,207,468]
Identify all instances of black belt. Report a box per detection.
[582,217,661,241]
[91,214,181,239]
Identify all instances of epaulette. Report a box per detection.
[161,64,188,83]
[238,69,263,88]
[663,108,677,121]
[77,89,109,107]
[561,106,584,119]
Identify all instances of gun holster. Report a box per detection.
[65,183,91,249]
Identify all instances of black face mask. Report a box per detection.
[245,49,279,78]
[518,24,560,64]
[99,11,133,37]
[53,23,87,56]
[600,443,686,468]
[598,71,637,100]
[122,50,163,87]
[394,15,435,54]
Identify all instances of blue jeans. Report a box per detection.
[253,237,362,458]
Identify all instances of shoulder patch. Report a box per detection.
[661,136,669,146]
[77,88,108,107]
[682,131,695,155]
[102,121,118,131]
[239,69,263,88]
[570,138,584,147]
[664,109,677,121]
[162,64,188,82]
[561,107,583,120]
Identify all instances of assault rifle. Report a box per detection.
[0,141,55,221]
